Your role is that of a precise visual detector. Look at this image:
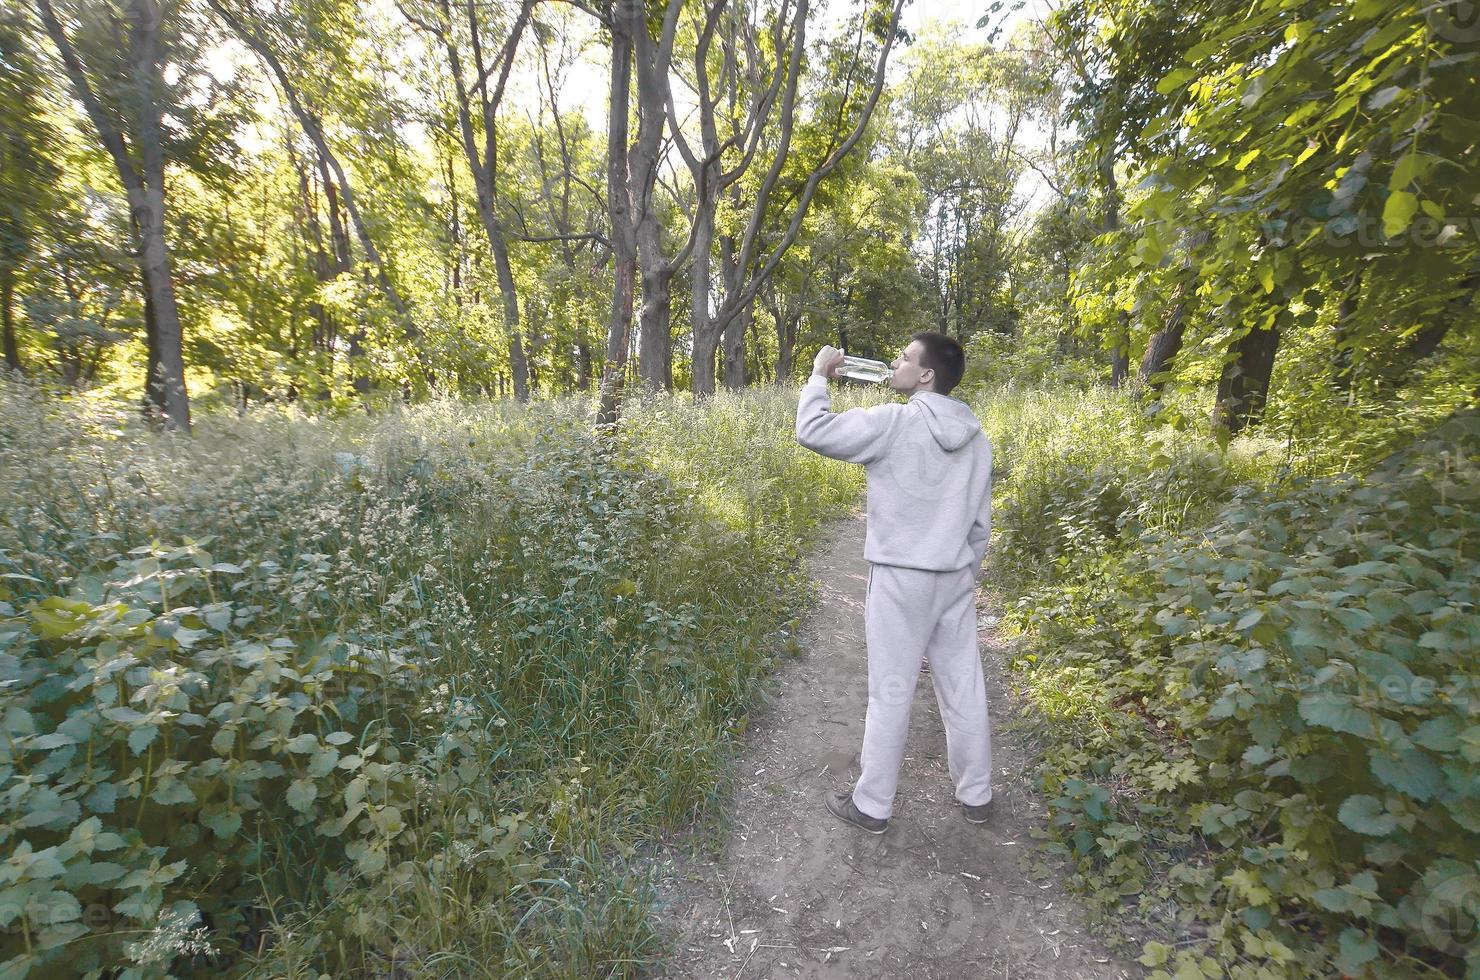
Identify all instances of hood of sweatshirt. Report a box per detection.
[908,391,982,452]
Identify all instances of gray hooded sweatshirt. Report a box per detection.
[795,375,992,573]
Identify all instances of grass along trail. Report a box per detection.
[645,508,1137,979]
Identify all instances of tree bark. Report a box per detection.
[576,341,591,391]
[597,0,638,429]
[131,0,191,428]
[36,0,191,429]
[624,0,688,392]
[1136,283,1190,393]
[1213,322,1280,435]
[720,234,746,389]
[420,0,535,401]
[689,206,719,394]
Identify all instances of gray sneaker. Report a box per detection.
[825,791,888,834]
[960,798,993,824]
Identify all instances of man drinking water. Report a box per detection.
[795,332,994,833]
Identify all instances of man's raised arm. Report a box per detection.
[795,346,898,465]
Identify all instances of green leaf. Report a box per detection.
[28,732,80,750]
[308,748,339,778]
[68,861,127,886]
[172,626,208,648]
[1413,717,1461,752]
[211,727,236,756]
[150,778,197,806]
[113,887,163,923]
[1337,795,1397,836]
[1298,693,1376,739]
[4,706,35,736]
[1390,152,1423,191]
[127,724,159,755]
[1418,630,1453,651]
[1235,609,1264,631]
[1241,906,1271,930]
[1242,744,1273,765]
[202,808,242,840]
[1370,748,1446,801]
[1382,191,1418,238]
[1336,929,1379,973]
[1312,887,1359,912]
[1330,606,1375,631]
[102,706,147,725]
[1156,68,1197,96]
[1139,940,1171,967]
[90,831,126,852]
[285,733,319,754]
[286,778,318,813]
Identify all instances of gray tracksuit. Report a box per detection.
[796,375,994,819]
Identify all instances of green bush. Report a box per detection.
[1003,407,1480,978]
[0,381,855,976]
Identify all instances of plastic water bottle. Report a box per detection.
[836,354,892,383]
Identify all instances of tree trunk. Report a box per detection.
[486,222,530,401]
[689,204,719,396]
[597,0,637,429]
[722,304,747,389]
[576,341,591,391]
[720,235,746,390]
[627,0,685,393]
[1136,284,1190,393]
[1213,323,1281,435]
[747,305,769,383]
[433,0,535,402]
[133,183,190,427]
[636,215,676,396]
[37,0,190,428]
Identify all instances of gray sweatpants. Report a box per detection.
[853,562,993,820]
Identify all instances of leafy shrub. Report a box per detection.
[0,381,852,976]
[1006,409,1480,978]
[0,544,437,976]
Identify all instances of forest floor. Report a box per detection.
[642,508,1140,979]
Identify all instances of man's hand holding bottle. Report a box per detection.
[813,345,845,380]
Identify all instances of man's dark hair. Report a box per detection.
[911,331,966,395]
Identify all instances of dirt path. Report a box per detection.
[646,508,1139,979]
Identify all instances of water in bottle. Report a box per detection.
[837,354,892,383]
